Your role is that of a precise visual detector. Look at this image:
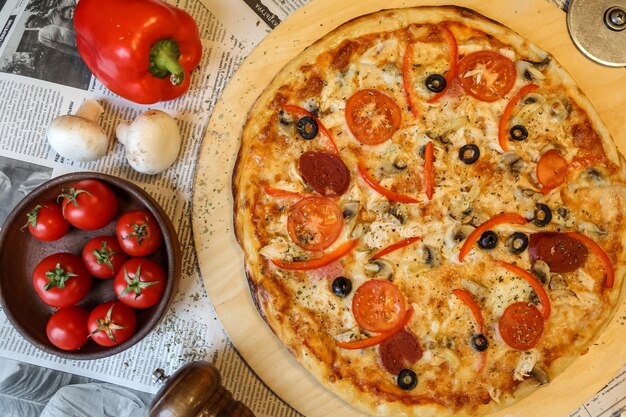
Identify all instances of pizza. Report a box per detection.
[232,6,626,417]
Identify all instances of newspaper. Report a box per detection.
[0,0,623,416]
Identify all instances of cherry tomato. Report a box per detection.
[536,149,568,192]
[287,197,344,251]
[82,236,127,279]
[22,202,70,241]
[457,51,517,102]
[46,306,89,351]
[32,253,92,308]
[352,280,407,332]
[88,301,137,347]
[59,179,118,230]
[116,210,163,257]
[499,302,544,350]
[114,258,166,309]
[345,89,402,145]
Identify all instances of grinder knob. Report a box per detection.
[149,361,256,417]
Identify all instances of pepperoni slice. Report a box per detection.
[528,232,588,273]
[499,302,544,350]
[378,329,423,375]
[298,151,350,197]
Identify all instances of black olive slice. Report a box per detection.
[478,230,498,250]
[507,232,529,255]
[471,334,489,352]
[532,204,552,227]
[331,276,352,297]
[459,144,480,165]
[297,116,318,140]
[510,125,528,141]
[425,74,447,93]
[397,369,418,390]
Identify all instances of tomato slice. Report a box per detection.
[345,89,402,145]
[352,280,407,332]
[458,51,517,102]
[499,302,544,350]
[536,149,568,194]
[287,196,343,251]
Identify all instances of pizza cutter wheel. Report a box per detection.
[567,0,626,67]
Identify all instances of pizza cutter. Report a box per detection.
[567,0,626,66]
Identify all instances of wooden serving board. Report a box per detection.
[192,0,626,416]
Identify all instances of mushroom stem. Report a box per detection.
[116,122,131,146]
[75,100,104,122]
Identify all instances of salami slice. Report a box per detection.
[529,232,588,273]
[378,329,422,375]
[299,151,350,197]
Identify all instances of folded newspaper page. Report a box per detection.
[0,0,622,416]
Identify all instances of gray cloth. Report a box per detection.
[40,383,151,417]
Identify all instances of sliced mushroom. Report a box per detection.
[531,260,550,285]
[422,245,440,267]
[548,96,571,120]
[529,366,550,385]
[342,201,360,219]
[448,205,473,224]
[389,204,408,224]
[516,60,546,81]
[580,167,608,186]
[501,151,526,176]
[548,274,568,291]
[365,259,394,279]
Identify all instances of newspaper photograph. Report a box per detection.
[0,0,623,416]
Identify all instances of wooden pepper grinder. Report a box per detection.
[149,361,256,417]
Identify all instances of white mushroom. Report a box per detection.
[47,100,108,162]
[116,110,181,175]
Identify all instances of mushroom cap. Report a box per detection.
[117,110,182,175]
[47,115,108,162]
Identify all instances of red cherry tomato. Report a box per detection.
[88,301,137,347]
[116,210,163,257]
[345,89,402,145]
[59,179,118,230]
[82,236,127,279]
[114,258,166,309]
[22,202,70,241]
[457,51,517,102]
[352,280,407,333]
[499,302,545,350]
[32,253,92,308]
[46,306,89,351]
[287,197,344,251]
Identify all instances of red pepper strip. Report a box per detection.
[424,141,435,200]
[335,308,414,349]
[498,261,551,320]
[263,186,309,200]
[281,105,339,154]
[458,213,529,262]
[372,237,421,259]
[271,239,358,271]
[497,84,539,152]
[427,25,458,103]
[402,42,419,118]
[357,163,420,204]
[566,232,615,288]
[452,289,486,372]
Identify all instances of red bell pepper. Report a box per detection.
[74,0,202,104]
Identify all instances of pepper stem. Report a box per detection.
[149,39,185,86]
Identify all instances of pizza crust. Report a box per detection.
[233,6,626,417]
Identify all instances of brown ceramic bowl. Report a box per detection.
[0,172,180,359]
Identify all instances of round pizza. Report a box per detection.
[232,6,626,417]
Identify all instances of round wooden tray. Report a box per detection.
[192,0,626,416]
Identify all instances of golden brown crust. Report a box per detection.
[233,6,626,417]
